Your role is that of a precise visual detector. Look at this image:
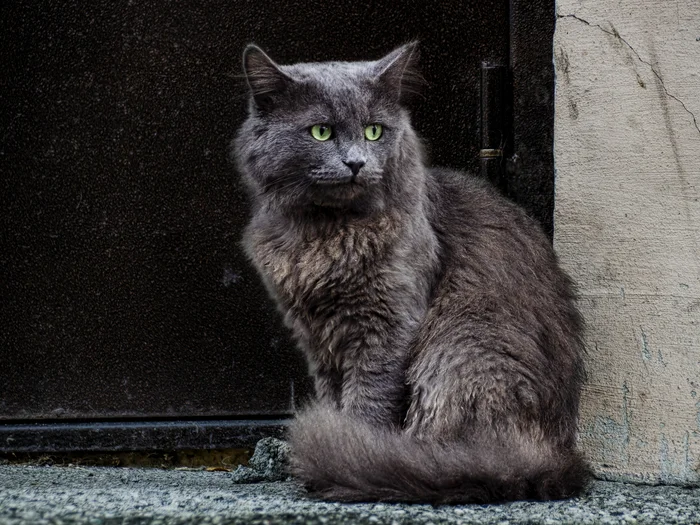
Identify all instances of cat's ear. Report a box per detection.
[242,45,293,111]
[373,42,424,103]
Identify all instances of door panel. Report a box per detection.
[0,1,509,421]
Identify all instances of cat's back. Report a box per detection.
[425,167,574,305]
[426,167,547,248]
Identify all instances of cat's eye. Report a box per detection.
[310,124,333,142]
[364,124,383,141]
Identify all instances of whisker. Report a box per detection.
[260,172,303,194]
[265,177,310,196]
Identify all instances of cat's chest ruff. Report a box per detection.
[255,217,398,303]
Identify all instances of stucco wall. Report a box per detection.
[554,0,700,483]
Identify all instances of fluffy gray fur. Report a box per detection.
[234,43,590,504]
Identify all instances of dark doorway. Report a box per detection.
[0,0,554,452]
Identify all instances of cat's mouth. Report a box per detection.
[308,177,368,208]
[310,174,356,186]
[304,169,383,210]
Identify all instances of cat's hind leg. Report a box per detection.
[404,324,588,500]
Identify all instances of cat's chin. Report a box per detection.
[309,183,364,207]
[307,185,385,214]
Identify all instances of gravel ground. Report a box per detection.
[1,464,700,525]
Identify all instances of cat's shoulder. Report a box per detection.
[424,167,548,246]
[427,167,492,191]
[425,167,512,213]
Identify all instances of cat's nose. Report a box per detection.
[343,160,365,177]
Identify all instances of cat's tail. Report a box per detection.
[288,403,591,504]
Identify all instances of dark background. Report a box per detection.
[0,0,553,446]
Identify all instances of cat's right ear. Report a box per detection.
[242,45,293,111]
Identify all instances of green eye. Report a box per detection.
[364,124,383,141]
[311,124,333,141]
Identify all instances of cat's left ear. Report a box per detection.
[242,45,294,111]
[373,42,424,103]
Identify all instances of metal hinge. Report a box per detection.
[480,62,510,194]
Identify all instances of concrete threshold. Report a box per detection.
[1,464,700,525]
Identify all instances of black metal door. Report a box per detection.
[0,0,553,451]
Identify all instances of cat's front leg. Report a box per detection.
[338,327,410,428]
[311,361,342,408]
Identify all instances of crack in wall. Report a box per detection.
[557,13,700,137]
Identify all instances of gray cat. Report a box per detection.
[234,43,590,504]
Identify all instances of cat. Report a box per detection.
[233,42,590,504]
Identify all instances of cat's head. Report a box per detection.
[234,43,425,215]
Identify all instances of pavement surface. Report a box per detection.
[2,465,700,524]
[1,440,699,524]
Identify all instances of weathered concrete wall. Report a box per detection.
[554,0,700,483]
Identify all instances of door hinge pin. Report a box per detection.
[480,62,509,192]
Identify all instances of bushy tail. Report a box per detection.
[288,404,591,504]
